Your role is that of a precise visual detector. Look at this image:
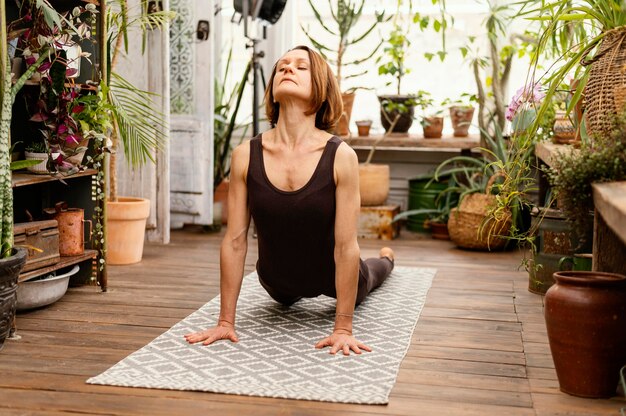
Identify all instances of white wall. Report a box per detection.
[216,0,539,136]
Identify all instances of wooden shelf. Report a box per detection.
[535,141,578,169]
[12,169,97,188]
[593,181,626,245]
[19,249,97,283]
[344,133,480,152]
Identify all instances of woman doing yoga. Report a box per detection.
[184,45,394,355]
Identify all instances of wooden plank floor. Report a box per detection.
[2,227,624,415]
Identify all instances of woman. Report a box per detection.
[185,45,394,356]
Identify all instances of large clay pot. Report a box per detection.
[359,164,389,206]
[378,95,414,134]
[545,270,626,398]
[449,106,474,137]
[334,92,355,137]
[106,197,151,265]
[0,248,27,350]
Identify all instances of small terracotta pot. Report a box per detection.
[355,120,372,137]
[422,117,444,139]
[449,106,474,137]
[428,221,450,240]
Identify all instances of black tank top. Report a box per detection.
[247,134,342,297]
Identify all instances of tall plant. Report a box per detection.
[300,0,387,93]
[104,0,174,202]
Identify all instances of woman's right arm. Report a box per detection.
[184,142,251,345]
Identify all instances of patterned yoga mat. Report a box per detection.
[87,266,435,404]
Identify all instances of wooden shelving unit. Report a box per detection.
[18,249,97,283]
[12,169,98,188]
[344,133,480,153]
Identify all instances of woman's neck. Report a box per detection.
[274,104,318,147]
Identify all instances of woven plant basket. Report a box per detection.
[447,176,512,251]
[581,26,626,139]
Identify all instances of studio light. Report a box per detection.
[233,0,287,25]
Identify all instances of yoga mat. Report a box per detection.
[87,266,435,404]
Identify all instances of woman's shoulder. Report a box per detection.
[334,139,358,167]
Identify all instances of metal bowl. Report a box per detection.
[17,265,79,311]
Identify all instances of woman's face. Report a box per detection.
[272,49,312,104]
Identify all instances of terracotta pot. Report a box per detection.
[106,197,151,265]
[378,95,414,134]
[355,120,372,137]
[359,164,389,206]
[545,270,626,398]
[422,116,444,139]
[449,106,474,137]
[428,221,450,240]
[214,179,230,225]
[334,92,355,136]
[0,248,27,350]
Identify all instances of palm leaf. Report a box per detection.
[109,72,167,167]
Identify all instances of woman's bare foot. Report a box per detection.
[380,247,394,262]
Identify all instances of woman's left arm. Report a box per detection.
[314,143,372,355]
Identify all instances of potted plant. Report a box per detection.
[103,0,173,265]
[547,107,626,250]
[376,0,450,134]
[519,0,626,140]
[301,0,388,136]
[376,0,414,134]
[413,92,444,139]
[443,93,477,137]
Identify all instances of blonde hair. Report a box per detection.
[264,45,343,131]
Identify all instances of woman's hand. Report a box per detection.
[315,330,372,356]
[184,322,239,346]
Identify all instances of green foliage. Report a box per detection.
[377,0,449,95]
[213,46,250,190]
[519,0,626,136]
[548,107,626,244]
[300,0,388,92]
[24,141,47,153]
[105,0,174,168]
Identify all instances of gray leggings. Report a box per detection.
[258,257,394,307]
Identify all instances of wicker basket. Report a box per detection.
[581,26,626,139]
[447,175,512,251]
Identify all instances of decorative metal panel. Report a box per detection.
[170,0,194,114]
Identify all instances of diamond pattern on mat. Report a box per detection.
[87,266,435,404]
